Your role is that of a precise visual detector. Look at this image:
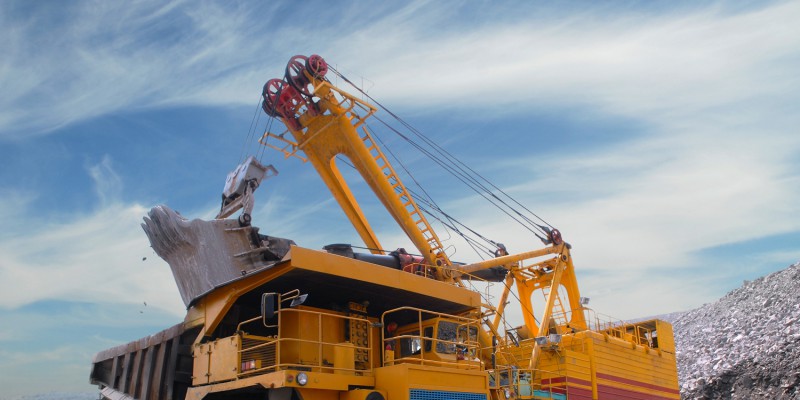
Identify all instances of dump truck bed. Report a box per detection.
[90,323,199,400]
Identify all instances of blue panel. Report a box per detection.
[533,390,567,400]
[409,389,487,400]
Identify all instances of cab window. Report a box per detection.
[437,321,478,355]
[398,331,420,358]
[398,327,434,357]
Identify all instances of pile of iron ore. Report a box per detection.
[671,261,800,399]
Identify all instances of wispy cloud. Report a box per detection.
[14,2,800,396]
[0,199,184,314]
[413,120,800,318]
[87,155,122,206]
[0,1,284,137]
[329,0,800,318]
[0,160,352,315]
[330,2,800,116]
[3,1,798,139]
[0,300,177,397]
[0,154,184,314]
[1,0,798,323]
[348,1,800,279]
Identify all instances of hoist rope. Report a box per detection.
[240,93,265,164]
[328,66,554,242]
[370,113,550,243]
[258,114,275,164]
[367,124,492,260]
[334,153,495,259]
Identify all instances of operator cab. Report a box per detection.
[386,315,482,369]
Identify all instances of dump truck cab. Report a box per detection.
[387,315,481,369]
[181,246,490,400]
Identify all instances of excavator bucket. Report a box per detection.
[141,205,294,306]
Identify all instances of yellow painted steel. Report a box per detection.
[491,273,514,330]
[375,364,490,400]
[185,369,377,400]
[381,307,484,371]
[184,243,680,400]
[340,389,388,400]
[262,79,451,275]
[510,247,589,336]
[190,246,480,345]
[187,58,681,400]
[496,328,679,399]
[93,57,681,400]
[192,335,239,385]
[188,258,293,340]
[289,245,480,309]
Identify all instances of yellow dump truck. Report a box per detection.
[90,54,679,400]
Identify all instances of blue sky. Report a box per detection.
[2,0,800,397]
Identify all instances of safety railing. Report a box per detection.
[399,261,435,279]
[488,367,571,400]
[237,307,376,377]
[381,307,482,370]
[493,331,588,370]
[583,309,656,347]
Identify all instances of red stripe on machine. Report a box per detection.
[597,384,678,400]
[541,376,593,387]
[596,372,680,395]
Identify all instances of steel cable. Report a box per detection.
[328,66,553,241]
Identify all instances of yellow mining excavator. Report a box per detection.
[90,55,680,400]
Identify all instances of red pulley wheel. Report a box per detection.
[549,229,564,245]
[285,55,312,97]
[261,78,286,117]
[306,54,328,79]
[277,84,302,117]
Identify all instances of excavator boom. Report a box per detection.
[261,56,451,277]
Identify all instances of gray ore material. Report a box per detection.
[141,205,295,307]
[672,261,800,399]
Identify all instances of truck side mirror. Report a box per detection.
[262,293,276,321]
[289,294,308,307]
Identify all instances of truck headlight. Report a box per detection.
[297,372,308,386]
